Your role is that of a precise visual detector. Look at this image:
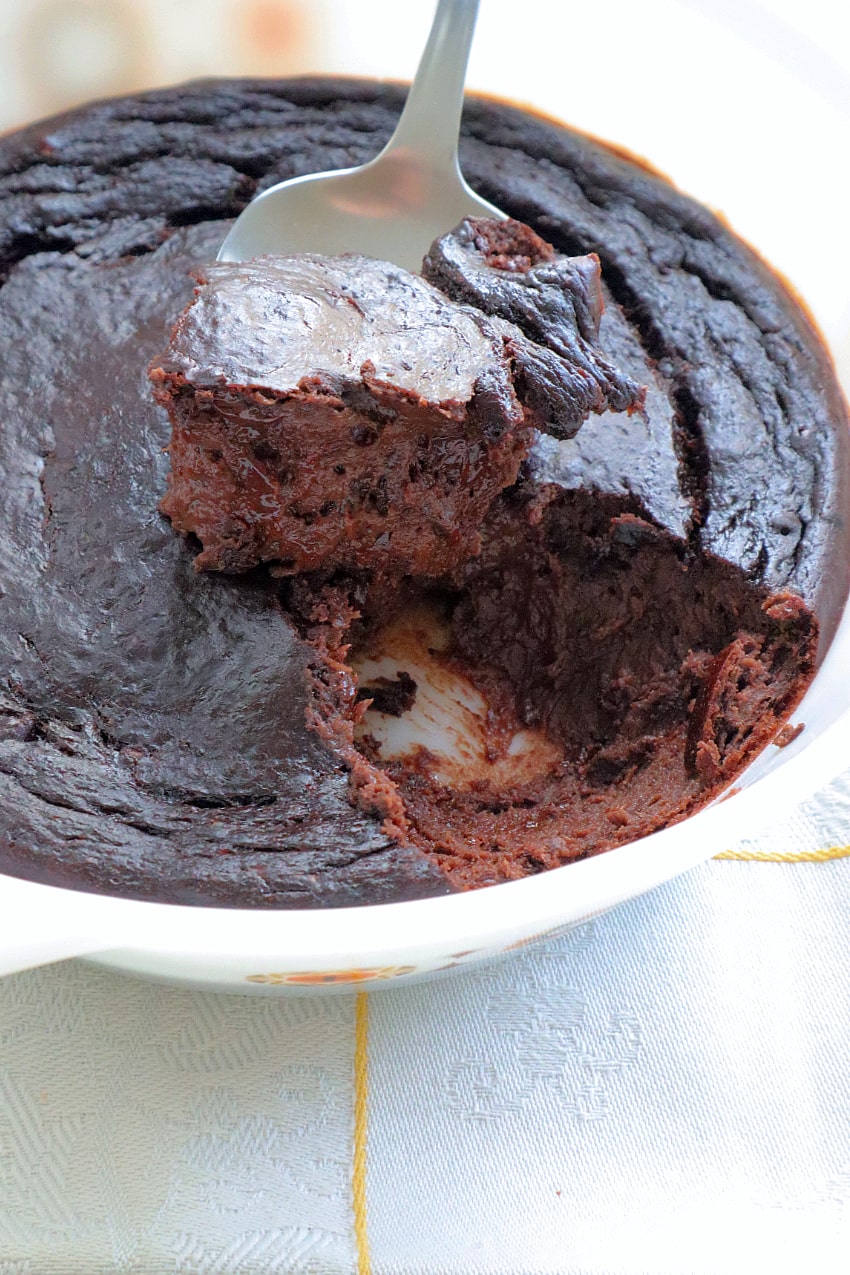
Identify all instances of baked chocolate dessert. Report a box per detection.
[150,221,642,577]
[0,78,847,907]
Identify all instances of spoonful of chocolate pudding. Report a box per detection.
[217,0,505,270]
[149,2,643,808]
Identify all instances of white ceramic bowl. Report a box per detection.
[2,1,850,993]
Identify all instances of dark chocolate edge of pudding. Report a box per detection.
[0,77,847,908]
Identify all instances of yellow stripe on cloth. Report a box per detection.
[354,992,372,1275]
[715,843,850,862]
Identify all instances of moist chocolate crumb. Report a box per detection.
[774,721,805,749]
[356,672,418,717]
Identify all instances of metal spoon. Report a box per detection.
[217,0,505,272]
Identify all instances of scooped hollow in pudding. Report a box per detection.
[291,486,819,890]
[150,219,644,578]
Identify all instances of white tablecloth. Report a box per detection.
[1,769,848,1275]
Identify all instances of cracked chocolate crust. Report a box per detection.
[0,78,847,907]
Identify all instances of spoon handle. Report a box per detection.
[382,0,480,171]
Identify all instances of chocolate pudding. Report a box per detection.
[0,79,847,907]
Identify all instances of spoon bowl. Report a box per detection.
[217,0,505,271]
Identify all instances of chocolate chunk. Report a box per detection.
[357,671,418,717]
[423,217,645,436]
